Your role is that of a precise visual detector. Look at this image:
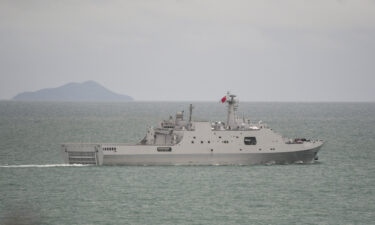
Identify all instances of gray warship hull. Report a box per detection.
[61,94,324,166]
[61,122,323,166]
[101,148,321,166]
[61,143,322,166]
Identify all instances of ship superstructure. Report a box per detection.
[61,94,323,165]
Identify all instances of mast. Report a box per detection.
[226,94,237,130]
[188,104,193,129]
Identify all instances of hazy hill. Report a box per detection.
[13,81,133,101]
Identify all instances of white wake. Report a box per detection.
[0,164,89,168]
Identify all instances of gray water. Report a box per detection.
[0,101,374,224]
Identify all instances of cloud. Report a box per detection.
[0,0,374,101]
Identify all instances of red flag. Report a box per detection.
[221,96,227,103]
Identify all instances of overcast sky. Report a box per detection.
[0,0,374,101]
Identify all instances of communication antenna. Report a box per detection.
[188,104,194,129]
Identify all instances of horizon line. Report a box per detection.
[1,99,374,103]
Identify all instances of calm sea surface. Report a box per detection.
[0,101,374,224]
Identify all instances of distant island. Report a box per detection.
[13,81,133,101]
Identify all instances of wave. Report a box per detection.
[0,164,90,168]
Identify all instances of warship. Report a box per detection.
[61,94,323,165]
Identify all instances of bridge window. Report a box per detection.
[244,137,257,145]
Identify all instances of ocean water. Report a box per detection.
[0,101,374,225]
